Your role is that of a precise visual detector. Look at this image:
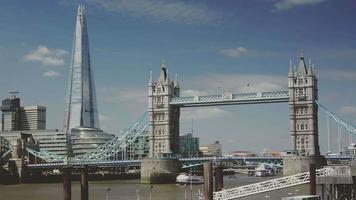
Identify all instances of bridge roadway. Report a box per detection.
[169,91,289,107]
[25,155,352,169]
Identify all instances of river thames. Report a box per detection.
[0,174,313,200]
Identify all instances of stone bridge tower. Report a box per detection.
[148,62,180,158]
[288,53,320,156]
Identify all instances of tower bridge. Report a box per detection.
[1,2,356,198]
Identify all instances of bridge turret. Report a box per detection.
[148,61,180,158]
[288,52,320,156]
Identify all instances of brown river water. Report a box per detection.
[0,174,313,200]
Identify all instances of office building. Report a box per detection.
[199,141,222,157]
[1,95,46,131]
[63,3,100,131]
[19,106,46,130]
[1,95,20,131]
[180,133,200,157]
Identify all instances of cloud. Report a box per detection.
[181,89,209,96]
[340,106,356,115]
[220,47,248,58]
[275,0,327,10]
[87,0,221,24]
[185,73,286,94]
[182,108,228,120]
[319,70,356,81]
[43,70,61,78]
[23,45,68,66]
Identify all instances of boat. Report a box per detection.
[255,163,276,177]
[176,173,204,184]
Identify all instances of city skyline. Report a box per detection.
[0,0,355,153]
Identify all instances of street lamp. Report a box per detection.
[136,188,140,200]
[149,185,154,200]
[106,187,111,200]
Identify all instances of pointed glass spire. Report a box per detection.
[63,3,100,131]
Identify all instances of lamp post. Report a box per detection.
[106,187,111,200]
[149,185,154,200]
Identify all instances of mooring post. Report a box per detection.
[63,166,72,200]
[214,165,223,192]
[204,162,213,200]
[81,165,89,200]
[309,163,316,195]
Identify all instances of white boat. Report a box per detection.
[255,163,276,177]
[176,173,204,184]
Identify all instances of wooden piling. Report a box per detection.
[204,162,213,200]
[309,163,316,195]
[214,165,223,192]
[63,166,72,200]
[81,165,89,200]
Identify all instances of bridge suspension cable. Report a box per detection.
[25,112,149,163]
[72,112,149,161]
[316,100,356,135]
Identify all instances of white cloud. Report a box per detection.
[182,108,228,120]
[275,0,327,10]
[181,89,209,96]
[87,0,221,24]
[319,69,356,81]
[103,87,147,105]
[99,114,111,122]
[220,47,248,58]
[340,106,356,115]
[23,45,68,66]
[43,70,61,78]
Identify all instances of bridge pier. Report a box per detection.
[214,165,223,192]
[63,166,72,200]
[81,165,89,200]
[283,155,326,176]
[140,158,180,184]
[204,162,213,200]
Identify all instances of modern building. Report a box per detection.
[199,141,222,157]
[179,133,200,157]
[1,95,46,131]
[1,95,20,131]
[63,3,100,131]
[19,106,46,130]
[1,130,67,155]
[124,132,149,160]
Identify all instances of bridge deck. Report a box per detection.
[169,91,289,107]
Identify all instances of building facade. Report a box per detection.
[199,141,222,157]
[1,95,46,131]
[148,62,180,158]
[179,133,200,157]
[1,95,21,131]
[19,106,46,130]
[288,53,320,156]
[63,3,100,131]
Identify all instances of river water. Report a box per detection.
[0,174,312,200]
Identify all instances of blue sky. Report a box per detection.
[0,0,355,154]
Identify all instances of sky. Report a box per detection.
[0,0,355,154]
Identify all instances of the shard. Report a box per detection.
[63,4,100,131]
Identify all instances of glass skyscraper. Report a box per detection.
[63,3,100,131]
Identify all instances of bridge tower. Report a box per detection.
[141,61,180,184]
[288,52,320,156]
[284,52,326,175]
[148,61,180,158]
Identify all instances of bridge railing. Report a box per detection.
[213,166,350,200]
